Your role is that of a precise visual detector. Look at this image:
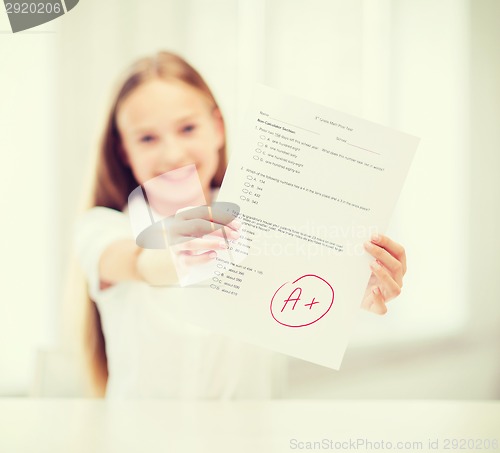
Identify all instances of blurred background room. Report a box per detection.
[0,0,499,398]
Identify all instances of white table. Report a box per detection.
[0,399,499,452]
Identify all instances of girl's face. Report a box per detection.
[116,78,224,202]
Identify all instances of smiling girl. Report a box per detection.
[75,51,406,398]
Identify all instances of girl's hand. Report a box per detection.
[166,204,240,270]
[361,234,407,315]
[136,204,241,286]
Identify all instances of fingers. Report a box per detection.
[369,260,402,302]
[173,218,240,238]
[177,250,218,267]
[361,283,387,315]
[369,234,407,274]
[162,203,242,249]
[361,235,406,316]
[175,203,241,232]
[369,286,387,315]
[170,237,229,254]
[364,239,404,287]
[166,219,241,246]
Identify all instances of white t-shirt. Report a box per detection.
[74,205,288,399]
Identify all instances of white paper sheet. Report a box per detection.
[179,84,419,369]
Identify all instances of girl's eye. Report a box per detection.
[181,124,196,134]
[140,135,157,143]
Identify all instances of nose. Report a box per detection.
[158,136,188,171]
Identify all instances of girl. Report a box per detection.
[75,51,407,398]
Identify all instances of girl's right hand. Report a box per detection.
[135,203,241,286]
[167,204,241,267]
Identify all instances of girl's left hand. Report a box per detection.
[361,234,407,315]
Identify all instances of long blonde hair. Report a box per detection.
[84,51,227,395]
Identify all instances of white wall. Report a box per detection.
[0,13,58,394]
